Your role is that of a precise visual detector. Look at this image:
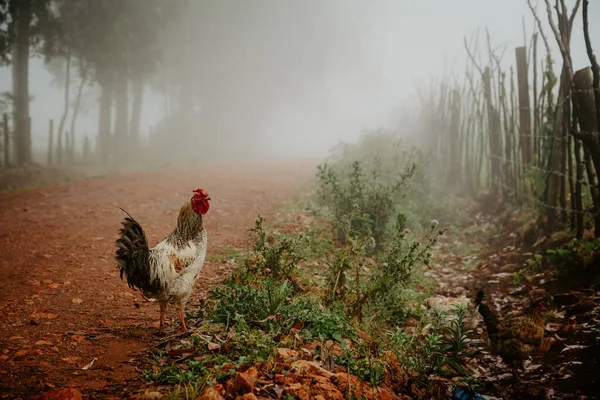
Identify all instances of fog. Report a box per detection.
[1,0,598,160]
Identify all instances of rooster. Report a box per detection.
[115,188,210,333]
[475,289,552,371]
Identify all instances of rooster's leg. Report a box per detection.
[176,308,187,333]
[159,302,167,334]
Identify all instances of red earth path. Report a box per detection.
[0,160,316,399]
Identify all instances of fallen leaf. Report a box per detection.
[81,357,97,370]
[561,344,588,352]
[273,384,284,399]
[208,342,221,351]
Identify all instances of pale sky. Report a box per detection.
[0,0,598,157]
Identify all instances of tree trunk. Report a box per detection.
[97,71,114,165]
[129,76,144,148]
[113,71,129,163]
[56,54,71,165]
[68,63,88,163]
[12,0,32,165]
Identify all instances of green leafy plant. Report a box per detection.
[443,304,476,373]
[243,215,306,281]
[316,158,415,250]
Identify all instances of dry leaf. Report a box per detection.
[81,357,97,370]
[208,342,221,351]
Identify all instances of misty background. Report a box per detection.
[1,0,598,159]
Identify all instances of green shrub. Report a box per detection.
[316,159,415,250]
[228,216,306,285]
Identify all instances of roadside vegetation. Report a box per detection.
[139,131,486,400]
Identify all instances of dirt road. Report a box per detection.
[0,161,315,399]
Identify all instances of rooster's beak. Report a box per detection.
[206,196,211,201]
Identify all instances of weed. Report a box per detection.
[316,158,415,250]
[443,304,476,371]
[336,342,386,386]
[143,360,210,385]
[231,216,306,285]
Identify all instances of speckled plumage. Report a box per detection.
[115,197,208,332]
[475,290,545,369]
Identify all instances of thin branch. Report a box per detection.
[527,0,552,53]
[569,0,582,26]
[464,35,484,76]
[543,0,574,78]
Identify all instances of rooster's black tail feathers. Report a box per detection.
[115,210,160,295]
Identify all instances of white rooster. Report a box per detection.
[115,188,210,333]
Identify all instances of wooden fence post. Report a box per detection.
[573,67,600,237]
[64,130,70,165]
[483,67,502,193]
[70,130,75,164]
[516,46,532,168]
[47,119,54,165]
[3,113,8,166]
[83,135,89,162]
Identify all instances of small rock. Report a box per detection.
[276,348,299,362]
[290,360,334,379]
[244,366,260,379]
[227,372,255,395]
[196,385,225,400]
[282,382,310,400]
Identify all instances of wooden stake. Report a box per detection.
[47,119,54,165]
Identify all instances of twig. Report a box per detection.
[543,0,574,78]
[569,0,582,26]
[527,0,552,52]
[464,32,484,76]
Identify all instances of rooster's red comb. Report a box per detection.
[193,188,209,198]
